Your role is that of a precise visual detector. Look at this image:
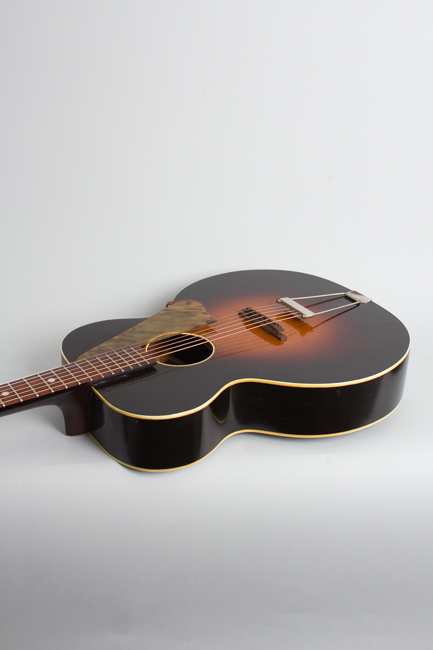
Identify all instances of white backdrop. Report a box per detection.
[1,2,432,649]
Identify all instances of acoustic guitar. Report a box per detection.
[0,270,410,471]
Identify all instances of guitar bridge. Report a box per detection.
[277,291,371,319]
[238,307,287,341]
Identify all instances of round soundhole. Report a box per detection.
[146,333,214,367]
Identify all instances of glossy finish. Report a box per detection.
[59,270,410,470]
[0,383,93,437]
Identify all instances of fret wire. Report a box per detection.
[23,377,39,398]
[134,348,152,364]
[126,352,145,366]
[39,370,59,387]
[78,361,99,380]
[1,395,17,405]
[124,348,142,367]
[111,350,131,370]
[13,382,45,398]
[11,381,26,396]
[100,353,124,372]
[114,353,140,370]
[16,378,53,393]
[97,357,118,372]
[21,373,56,389]
[11,387,39,400]
[105,352,122,370]
[56,366,80,386]
[129,346,149,361]
[116,349,135,368]
[125,347,143,366]
[70,363,93,381]
[37,373,54,393]
[7,383,23,402]
[48,369,68,388]
[93,356,115,375]
[0,387,10,406]
[62,365,82,385]
[84,359,105,378]
[122,348,143,366]
[103,353,139,372]
[1,392,31,404]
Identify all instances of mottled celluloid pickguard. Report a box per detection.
[77,299,215,360]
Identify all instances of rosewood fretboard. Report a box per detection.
[0,345,154,409]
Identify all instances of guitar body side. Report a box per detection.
[85,358,408,470]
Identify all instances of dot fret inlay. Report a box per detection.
[0,345,154,411]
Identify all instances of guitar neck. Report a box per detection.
[0,345,154,412]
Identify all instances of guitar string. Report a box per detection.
[1,296,341,399]
[1,302,352,407]
[130,304,298,357]
[0,309,306,405]
[142,300,357,366]
[0,301,349,404]
[139,308,307,358]
[0,298,353,405]
[88,299,353,365]
[173,293,346,328]
[89,301,294,358]
[141,292,350,357]
[120,294,346,358]
[125,302,353,371]
[148,294,339,336]
[68,303,298,364]
[167,292,345,327]
[0,306,298,397]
